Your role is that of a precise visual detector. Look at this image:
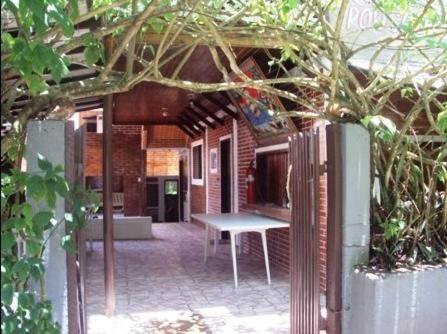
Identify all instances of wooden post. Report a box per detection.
[326,124,342,334]
[103,35,115,317]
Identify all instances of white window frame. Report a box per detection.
[191,139,204,186]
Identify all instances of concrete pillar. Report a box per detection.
[26,120,69,333]
[339,124,371,333]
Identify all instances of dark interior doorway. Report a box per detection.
[164,179,179,222]
[179,160,185,221]
[146,177,159,221]
[221,138,232,213]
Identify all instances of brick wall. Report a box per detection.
[189,97,328,291]
[236,118,292,272]
[146,150,179,176]
[146,125,187,148]
[206,119,233,214]
[83,124,146,216]
[190,134,206,216]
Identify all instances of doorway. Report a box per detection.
[220,138,232,213]
[164,179,179,222]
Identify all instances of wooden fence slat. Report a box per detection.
[290,128,324,334]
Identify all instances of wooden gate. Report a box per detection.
[289,125,342,334]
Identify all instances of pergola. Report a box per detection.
[2,1,308,319]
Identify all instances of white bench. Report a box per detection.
[87,216,152,241]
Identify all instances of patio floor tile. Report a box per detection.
[86,222,289,333]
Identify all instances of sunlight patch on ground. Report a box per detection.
[88,306,289,334]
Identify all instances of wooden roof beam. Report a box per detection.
[75,104,103,112]
[184,106,216,129]
[176,116,202,135]
[178,113,205,132]
[177,124,195,138]
[202,93,239,119]
[220,91,245,119]
[191,100,224,125]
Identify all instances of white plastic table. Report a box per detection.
[191,213,289,288]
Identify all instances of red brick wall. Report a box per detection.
[188,102,328,291]
[190,134,206,217]
[145,125,187,148]
[236,119,291,272]
[206,119,233,214]
[83,125,146,216]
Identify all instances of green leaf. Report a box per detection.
[13,260,30,281]
[6,217,26,230]
[149,18,165,34]
[1,32,16,50]
[361,115,396,142]
[26,239,41,256]
[436,109,447,134]
[61,235,76,252]
[26,175,46,199]
[50,56,70,84]
[54,177,69,198]
[1,232,16,252]
[32,211,53,237]
[26,74,49,95]
[48,9,74,37]
[28,257,45,280]
[1,284,14,305]
[84,45,102,65]
[18,292,34,308]
[22,203,33,225]
[37,154,53,171]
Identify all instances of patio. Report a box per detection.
[86,222,290,333]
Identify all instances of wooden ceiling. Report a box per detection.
[113,46,255,131]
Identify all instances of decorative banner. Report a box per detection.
[231,57,296,140]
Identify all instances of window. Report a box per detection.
[255,144,289,208]
[191,139,204,185]
[86,120,97,133]
[165,180,178,195]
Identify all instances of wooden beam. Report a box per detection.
[75,104,103,112]
[184,106,215,129]
[191,101,224,125]
[176,116,201,135]
[103,35,115,317]
[136,31,283,49]
[202,93,238,119]
[75,100,103,107]
[221,91,243,119]
[178,113,205,132]
[113,120,179,126]
[177,124,195,138]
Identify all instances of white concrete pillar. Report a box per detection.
[339,124,370,333]
[26,120,69,333]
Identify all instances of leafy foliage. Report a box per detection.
[364,115,447,269]
[0,0,445,292]
[1,156,98,333]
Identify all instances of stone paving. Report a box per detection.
[86,222,290,334]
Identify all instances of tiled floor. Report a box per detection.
[86,222,290,334]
